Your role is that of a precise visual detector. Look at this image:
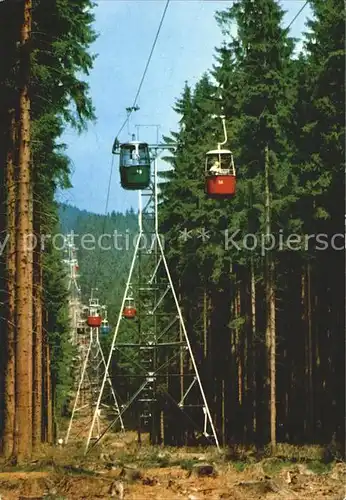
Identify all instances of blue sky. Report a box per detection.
[59,0,312,215]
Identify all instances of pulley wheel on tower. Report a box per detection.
[119,141,151,190]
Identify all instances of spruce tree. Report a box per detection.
[0,0,97,458]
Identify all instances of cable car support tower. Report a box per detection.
[62,233,82,345]
[65,289,124,444]
[85,142,220,453]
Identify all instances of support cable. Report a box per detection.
[114,0,170,141]
[92,0,170,288]
[284,1,309,34]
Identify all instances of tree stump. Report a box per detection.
[189,463,217,477]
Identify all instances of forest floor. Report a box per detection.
[0,429,344,499]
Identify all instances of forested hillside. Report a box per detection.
[59,203,138,324]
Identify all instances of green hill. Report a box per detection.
[58,203,138,325]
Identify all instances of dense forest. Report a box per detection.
[159,0,345,453]
[0,0,344,466]
[0,0,97,460]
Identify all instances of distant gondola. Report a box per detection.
[87,314,102,327]
[100,319,110,335]
[122,297,137,319]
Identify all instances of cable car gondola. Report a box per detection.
[87,308,102,327]
[205,149,236,197]
[205,116,236,198]
[77,320,86,335]
[100,319,110,335]
[118,140,151,190]
[86,290,103,327]
[122,297,137,319]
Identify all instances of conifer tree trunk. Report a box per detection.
[178,285,184,411]
[43,329,53,443]
[203,287,207,359]
[264,150,271,443]
[3,109,17,458]
[250,256,257,438]
[264,144,276,454]
[307,263,313,435]
[269,262,276,453]
[243,276,248,416]
[32,229,43,448]
[302,263,313,438]
[14,0,33,460]
[221,378,225,446]
[265,145,270,353]
[236,288,242,407]
[247,182,257,440]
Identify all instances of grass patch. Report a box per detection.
[156,454,171,468]
[113,448,208,470]
[223,444,252,462]
[232,461,247,472]
[274,443,324,461]
[140,451,171,468]
[262,458,292,475]
[115,448,172,469]
[43,497,67,500]
[0,459,56,473]
[175,458,198,471]
[54,465,100,477]
[306,460,334,475]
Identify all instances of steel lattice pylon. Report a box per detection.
[85,146,220,453]
[65,289,124,443]
[62,233,82,346]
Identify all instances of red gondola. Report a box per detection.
[87,313,102,327]
[205,115,236,198]
[123,306,136,319]
[205,149,236,198]
[122,297,136,319]
[86,289,102,327]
